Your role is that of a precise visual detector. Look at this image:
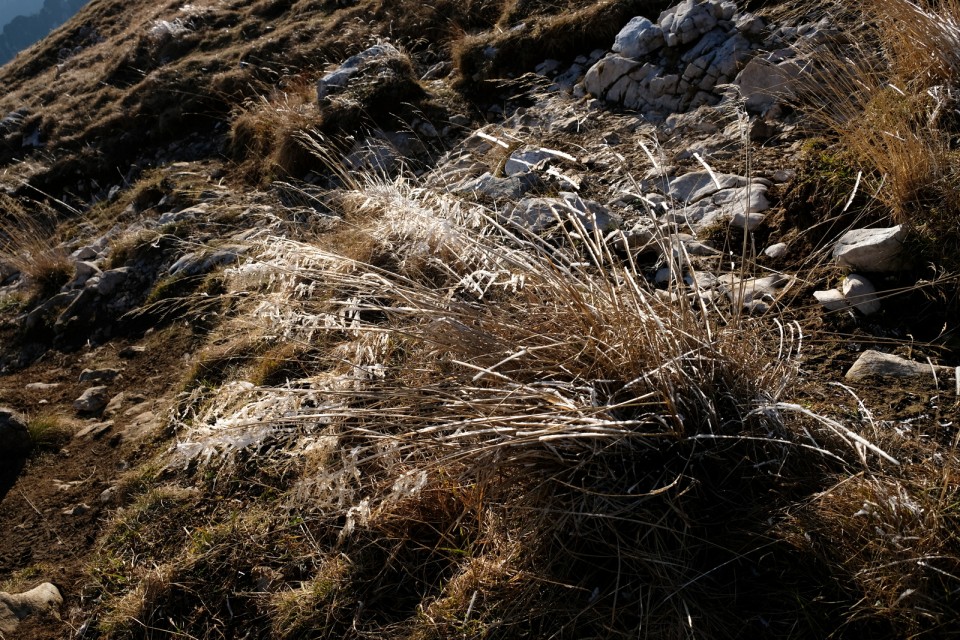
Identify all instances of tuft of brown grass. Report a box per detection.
[0,194,72,300]
[229,82,322,184]
[145,173,913,638]
[792,0,960,262]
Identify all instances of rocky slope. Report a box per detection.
[0,0,958,638]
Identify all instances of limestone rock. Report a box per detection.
[846,350,954,381]
[74,421,113,439]
[25,382,60,392]
[814,274,882,315]
[658,0,724,46]
[503,148,558,177]
[720,274,792,314]
[0,407,31,459]
[729,211,765,231]
[94,267,131,296]
[66,261,101,290]
[764,242,788,259]
[841,274,881,315]
[668,171,749,204]
[79,368,120,384]
[451,172,539,202]
[585,0,755,114]
[612,16,664,59]
[504,194,618,233]
[832,226,906,272]
[0,583,63,636]
[813,289,848,312]
[735,55,802,113]
[123,410,161,441]
[74,386,110,414]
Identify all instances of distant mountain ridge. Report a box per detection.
[0,0,44,29]
[0,0,88,66]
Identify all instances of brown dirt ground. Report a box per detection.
[0,324,200,639]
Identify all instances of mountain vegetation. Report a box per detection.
[0,0,958,638]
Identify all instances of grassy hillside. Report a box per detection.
[0,0,959,638]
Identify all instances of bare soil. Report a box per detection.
[0,325,199,638]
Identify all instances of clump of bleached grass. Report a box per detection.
[156,170,912,638]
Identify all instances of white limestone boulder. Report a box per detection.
[832,226,906,272]
[0,583,63,636]
[846,350,954,381]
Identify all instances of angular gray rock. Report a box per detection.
[94,267,131,296]
[735,54,802,113]
[317,43,402,100]
[832,226,906,272]
[74,421,113,439]
[720,274,792,313]
[503,148,557,177]
[841,274,881,315]
[451,172,539,202]
[846,350,954,381]
[0,583,63,636]
[584,0,757,114]
[74,386,110,414]
[668,171,749,204]
[66,261,101,290]
[612,16,664,59]
[814,274,881,315]
[813,288,848,312]
[0,407,31,459]
[504,194,618,233]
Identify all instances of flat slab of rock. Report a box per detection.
[833,226,906,272]
[668,171,748,204]
[25,382,60,392]
[0,583,63,635]
[846,350,955,381]
[79,368,120,384]
[74,421,114,440]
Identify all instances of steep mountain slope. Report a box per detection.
[1,0,959,638]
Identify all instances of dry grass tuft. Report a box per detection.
[26,413,72,453]
[792,0,960,260]
[229,83,322,184]
[785,465,960,635]
[0,194,73,299]
[136,173,915,638]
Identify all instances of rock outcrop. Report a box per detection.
[0,583,63,636]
